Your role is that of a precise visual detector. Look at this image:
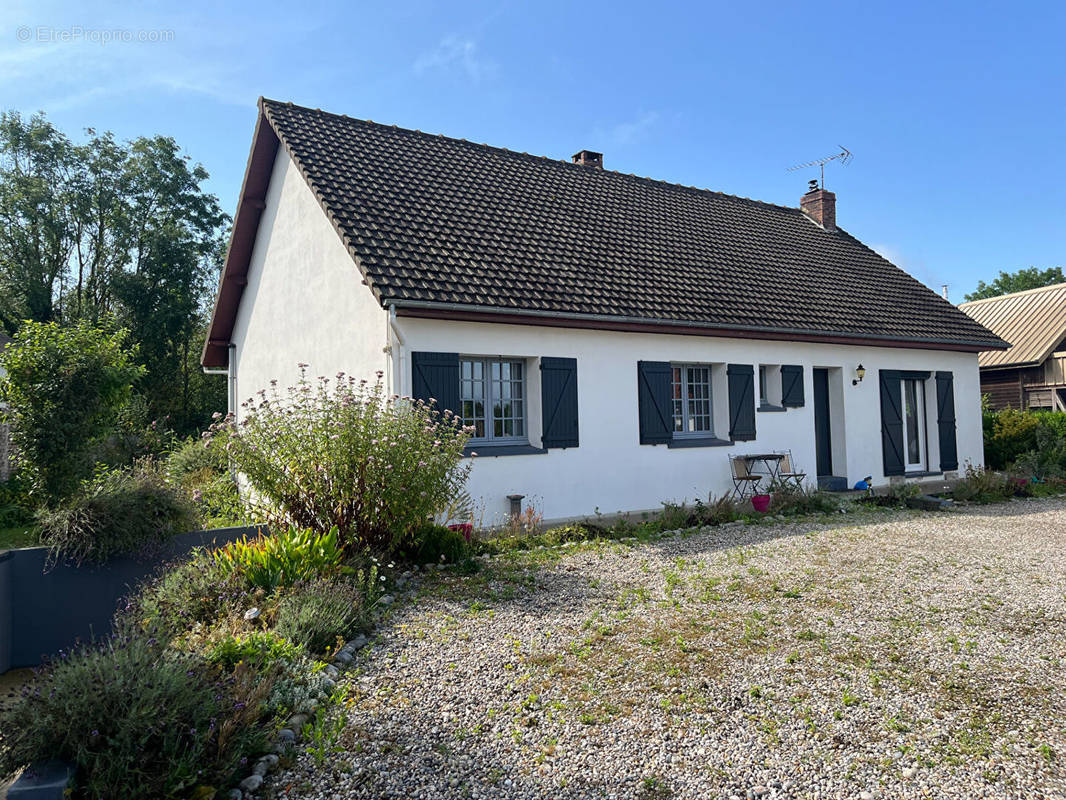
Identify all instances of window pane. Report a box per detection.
[671,367,683,432]
[685,366,712,433]
[460,360,486,438]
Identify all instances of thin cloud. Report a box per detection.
[596,111,660,150]
[412,35,496,82]
[871,242,944,295]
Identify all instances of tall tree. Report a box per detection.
[0,111,229,436]
[964,266,1066,301]
[0,112,77,327]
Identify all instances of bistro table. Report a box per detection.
[740,453,786,483]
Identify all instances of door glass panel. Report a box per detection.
[904,379,922,465]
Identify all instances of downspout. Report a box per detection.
[201,343,238,418]
[388,305,406,398]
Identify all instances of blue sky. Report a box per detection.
[2,0,1063,301]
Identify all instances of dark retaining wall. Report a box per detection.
[0,525,264,673]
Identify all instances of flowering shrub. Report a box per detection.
[209,370,471,554]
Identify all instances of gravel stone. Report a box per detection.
[238,774,262,792]
[266,499,1066,799]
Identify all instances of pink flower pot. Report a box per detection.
[448,523,473,542]
[751,494,771,513]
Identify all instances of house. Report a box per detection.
[959,283,1066,411]
[203,98,1006,523]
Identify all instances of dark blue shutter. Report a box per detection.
[540,357,578,448]
[781,365,805,407]
[936,371,958,471]
[727,364,756,441]
[637,361,672,444]
[411,352,460,416]
[880,370,905,476]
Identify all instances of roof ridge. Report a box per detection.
[959,280,1066,307]
[259,97,809,218]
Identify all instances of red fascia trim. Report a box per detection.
[201,101,280,368]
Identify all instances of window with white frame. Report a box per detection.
[671,364,713,436]
[902,377,926,468]
[460,358,526,442]
[759,365,768,404]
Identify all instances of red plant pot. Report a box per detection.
[448,523,473,542]
[751,494,771,513]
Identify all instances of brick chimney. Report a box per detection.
[572,149,603,169]
[800,180,836,232]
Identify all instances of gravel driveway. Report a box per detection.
[266,499,1066,800]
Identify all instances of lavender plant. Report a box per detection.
[209,369,471,554]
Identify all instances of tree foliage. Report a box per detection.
[0,320,144,500]
[0,110,228,435]
[964,266,1066,302]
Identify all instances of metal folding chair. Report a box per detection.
[730,456,762,500]
[775,450,807,489]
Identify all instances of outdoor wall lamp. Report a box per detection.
[853,364,866,386]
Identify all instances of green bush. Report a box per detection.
[397,522,470,565]
[212,526,348,592]
[166,437,247,528]
[0,320,144,501]
[659,495,740,530]
[267,655,337,716]
[0,634,268,799]
[132,551,250,637]
[35,462,199,566]
[166,436,227,483]
[769,485,841,515]
[209,370,471,553]
[275,578,368,654]
[951,464,1012,503]
[207,630,301,671]
[984,408,1041,469]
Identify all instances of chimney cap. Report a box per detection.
[572,150,603,168]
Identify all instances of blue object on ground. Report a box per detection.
[854,480,870,491]
[9,759,75,799]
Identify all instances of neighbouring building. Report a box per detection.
[960,283,1066,411]
[202,99,1006,524]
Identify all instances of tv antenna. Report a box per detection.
[788,146,853,189]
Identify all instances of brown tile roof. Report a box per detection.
[202,98,1005,367]
[960,282,1066,369]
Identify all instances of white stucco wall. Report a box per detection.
[393,317,983,525]
[230,150,388,411]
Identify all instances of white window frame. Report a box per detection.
[671,363,714,437]
[902,377,927,469]
[459,357,528,444]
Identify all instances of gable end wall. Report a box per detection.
[230,150,388,414]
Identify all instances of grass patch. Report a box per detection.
[0,526,37,551]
